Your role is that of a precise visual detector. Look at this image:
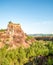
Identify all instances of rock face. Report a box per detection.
[7,22,28,47]
[0,22,29,48]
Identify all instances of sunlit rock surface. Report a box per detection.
[0,22,31,48]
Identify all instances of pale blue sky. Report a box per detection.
[0,0,53,34]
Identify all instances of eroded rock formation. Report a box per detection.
[0,22,30,48]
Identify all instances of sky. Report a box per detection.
[0,0,53,34]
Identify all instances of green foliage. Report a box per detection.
[1,58,10,65]
[9,21,12,24]
[0,29,6,32]
[0,41,53,65]
[47,56,53,65]
[26,36,33,41]
[47,41,53,55]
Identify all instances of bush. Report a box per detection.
[0,41,53,65]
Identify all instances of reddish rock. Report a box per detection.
[0,22,30,48]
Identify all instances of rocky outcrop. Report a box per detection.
[7,22,29,47]
[0,22,30,48]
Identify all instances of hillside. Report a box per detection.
[0,22,35,48]
[0,22,53,65]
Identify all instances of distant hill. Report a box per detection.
[28,34,53,37]
[28,34,53,41]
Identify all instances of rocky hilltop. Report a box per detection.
[0,22,35,48]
